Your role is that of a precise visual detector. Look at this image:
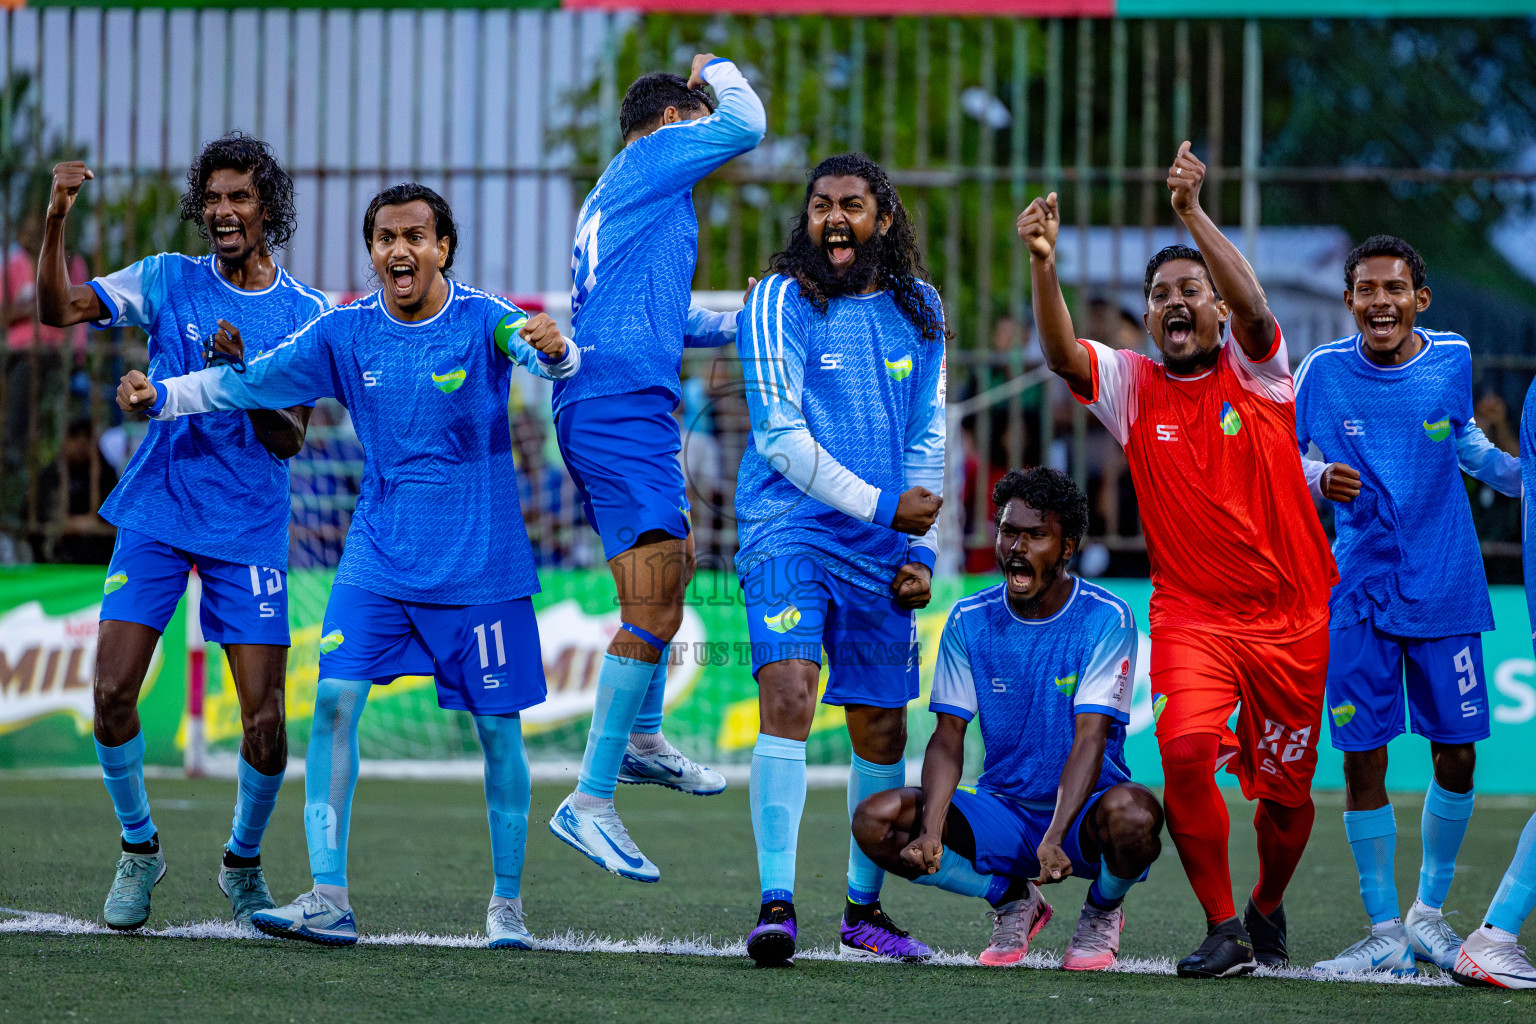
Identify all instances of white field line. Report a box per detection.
[0,907,1456,986]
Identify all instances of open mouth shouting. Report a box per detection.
[822,228,857,271]
[1003,558,1035,595]
[1365,311,1398,340]
[1162,310,1195,346]
[389,260,416,298]
[212,222,244,251]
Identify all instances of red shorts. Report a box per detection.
[1151,625,1328,806]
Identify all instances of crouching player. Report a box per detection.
[117,183,578,949]
[853,468,1163,969]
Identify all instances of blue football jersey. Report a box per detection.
[734,274,947,595]
[149,281,580,605]
[1522,377,1536,656]
[1295,329,1520,637]
[555,57,766,414]
[929,579,1137,804]
[89,253,328,569]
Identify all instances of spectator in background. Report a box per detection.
[1470,385,1522,551]
[513,408,571,569]
[37,416,118,564]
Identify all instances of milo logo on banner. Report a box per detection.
[0,601,158,734]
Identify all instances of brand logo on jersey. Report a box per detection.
[492,313,529,357]
[1155,425,1178,442]
[1343,419,1365,436]
[362,371,381,387]
[432,365,467,394]
[186,322,201,343]
[1423,416,1451,442]
[884,355,913,382]
[821,353,844,370]
[763,606,802,633]
[319,630,345,653]
[103,572,128,595]
[1054,673,1079,696]
[1330,702,1356,727]
[1220,402,1242,436]
[1152,692,1168,722]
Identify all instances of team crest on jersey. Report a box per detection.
[320,630,345,653]
[1220,402,1242,436]
[1330,702,1356,727]
[103,572,128,595]
[764,606,802,633]
[1423,415,1452,442]
[884,355,913,382]
[1053,673,1079,696]
[432,363,468,394]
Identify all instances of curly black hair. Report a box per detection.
[1345,234,1426,291]
[619,72,715,141]
[362,182,458,273]
[1143,243,1218,300]
[179,131,296,253]
[769,153,949,342]
[992,467,1089,549]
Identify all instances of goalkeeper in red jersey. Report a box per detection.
[1017,142,1337,979]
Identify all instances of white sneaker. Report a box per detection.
[1405,902,1463,970]
[618,740,726,796]
[250,889,358,946]
[1453,927,1536,989]
[1312,925,1417,977]
[486,897,532,950]
[549,793,660,883]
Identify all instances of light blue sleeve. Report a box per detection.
[641,58,767,195]
[903,291,946,570]
[1074,597,1137,724]
[928,605,977,722]
[683,305,739,349]
[739,275,896,526]
[1457,423,1522,497]
[149,313,336,418]
[485,294,580,381]
[88,254,167,330]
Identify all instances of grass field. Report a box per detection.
[3,777,1534,1023]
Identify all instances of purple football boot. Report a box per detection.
[839,901,933,962]
[747,900,797,966]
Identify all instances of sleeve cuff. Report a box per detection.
[1074,703,1130,725]
[88,280,118,331]
[1069,339,1099,404]
[147,381,168,416]
[908,546,937,573]
[536,349,554,364]
[928,702,975,723]
[703,57,731,69]
[872,489,899,528]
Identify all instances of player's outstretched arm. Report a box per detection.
[203,319,312,459]
[1166,141,1276,360]
[682,304,738,348]
[1019,193,1093,397]
[1037,712,1113,885]
[647,54,767,195]
[37,162,109,327]
[899,308,946,580]
[495,309,580,380]
[901,713,968,876]
[1457,423,1522,497]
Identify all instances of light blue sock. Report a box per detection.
[475,713,531,900]
[631,647,669,734]
[847,754,906,904]
[577,654,656,799]
[227,754,285,857]
[1419,780,1475,910]
[95,731,156,845]
[1088,861,1140,909]
[304,677,371,888]
[750,734,806,899]
[1344,804,1400,924]
[911,847,1010,904]
[1486,812,1536,935]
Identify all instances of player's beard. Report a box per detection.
[785,230,885,299]
[1008,547,1068,617]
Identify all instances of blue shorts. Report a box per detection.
[317,583,547,716]
[741,554,918,709]
[950,785,1143,882]
[555,387,690,561]
[100,527,289,646]
[1326,619,1491,749]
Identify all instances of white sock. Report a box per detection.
[628,731,668,755]
[1410,896,1441,917]
[572,790,613,812]
[1371,917,1403,935]
[1484,923,1520,943]
[315,883,350,911]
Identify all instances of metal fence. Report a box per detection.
[4,8,1534,577]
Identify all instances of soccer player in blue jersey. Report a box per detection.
[1449,380,1536,988]
[735,153,945,965]
[38,135,326,931]
[550,52,765,882]
[118,183,579,949]
[853,468,1162,970]
[1295,235,1521,976]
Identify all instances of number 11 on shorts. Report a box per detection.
[474,621,506,689]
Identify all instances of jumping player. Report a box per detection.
[736,153,945,965]
[37,135,325,930]
[853,468,1162,971]
[1018,142,1337,978]
[1296,235,1520,976]
[550,52,765,882]
[118,183,578,949]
